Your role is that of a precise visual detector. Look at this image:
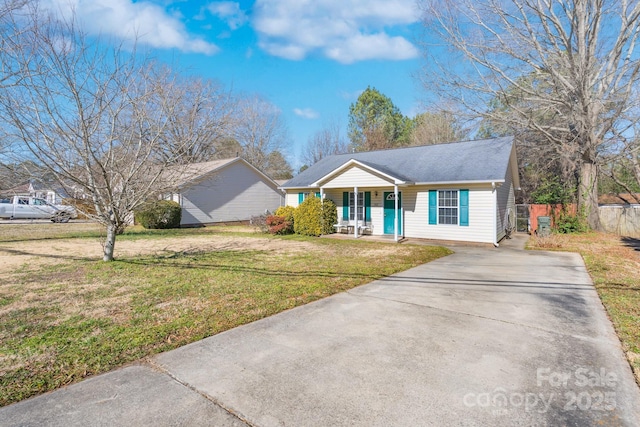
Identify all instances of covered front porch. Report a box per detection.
[310,159,410,242]
[320,185,405,242]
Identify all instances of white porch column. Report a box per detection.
[394,185,399,242]
[354,186,359,238]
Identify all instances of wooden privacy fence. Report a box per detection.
[528,204,576,233]
[598,206,640,238]
[526,203,640,237]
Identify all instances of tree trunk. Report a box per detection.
[578,160,600,230]
[103,224,117,261]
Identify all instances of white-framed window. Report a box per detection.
[438,190,458,225]
[349,192,364,221]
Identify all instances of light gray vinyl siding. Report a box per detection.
[496,160,516,242]
[180,161,283,225]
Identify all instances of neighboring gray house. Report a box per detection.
[281,137,520,245]
[167,158,284,226]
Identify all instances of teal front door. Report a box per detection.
[383,192,402,234]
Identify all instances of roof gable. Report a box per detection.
[313,159,409,187]
[172,158,280,191]
[283,137,516,188]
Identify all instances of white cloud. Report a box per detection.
[293,108,319,119]
[252,0,419,63]
[41,0,218,55]
[206,2,248,30]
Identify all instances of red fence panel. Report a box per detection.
[529,204,577,233]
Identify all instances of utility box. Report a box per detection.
[537,216,551,237]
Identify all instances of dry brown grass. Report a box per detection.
[0,224,451,405]
[528,232,640,383]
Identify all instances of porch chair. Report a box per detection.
[333,217,350,234]
[358,220,373,235]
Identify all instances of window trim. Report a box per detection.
[348,191,364,221]
[437,189,459,225]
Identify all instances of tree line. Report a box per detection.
[0,0,291,260]
[302,0,640,232]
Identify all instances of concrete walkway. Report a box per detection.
[2,234,639,426]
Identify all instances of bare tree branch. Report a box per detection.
[419,0,640,228]
[0,8,209,260]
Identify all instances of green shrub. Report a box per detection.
[321,199,338,235]
[266,214,293,235]
[294,196,323,236]
[135,200,182,229]
[555,213,588,234]
[275,205,296,227]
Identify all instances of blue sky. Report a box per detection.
[41,0,426,169]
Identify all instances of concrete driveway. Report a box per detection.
[2,235,639,426]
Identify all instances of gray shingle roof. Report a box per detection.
[283,136,515,188]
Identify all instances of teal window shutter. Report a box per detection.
[342,192,349,220]
[429,190,437,225]
[364,192,371,221]
[460,189,469,226]
[298,192,304,204]
[315,192,321,198]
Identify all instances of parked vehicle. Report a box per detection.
[0,196,77,222]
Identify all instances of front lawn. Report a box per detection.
[528,232,640,383]
[0,228,450,406]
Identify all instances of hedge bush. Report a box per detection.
[275,205,296,227]
[321,199,338,235]
[555,213,588,234]
[266,214,293,235]
[294,196,323,236]
[135,200,182,229]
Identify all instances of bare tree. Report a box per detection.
[303,120,348,165]
[0,10,203,261]
[0,0,29,87]
[156,75,235,164]
[264,150,293,180]
[231,94,290,171]
[602,134,640,203]
[419,0,640,229]
[410,110,468,146]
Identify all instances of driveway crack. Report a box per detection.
[145,358,255,427]
[347,291,609,344]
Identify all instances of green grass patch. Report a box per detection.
[0,233,450,406]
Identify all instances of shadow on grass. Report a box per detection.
[0,247,389,282]
[621,237,640,252]
[119,253,386,281]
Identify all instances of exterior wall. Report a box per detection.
[321,166,393,188]
[180,161,283,225]
[403,185,496,243]
[285,192,301,208]
[286,185,496,243]
[495,160,516,242]
[323,188,384,233]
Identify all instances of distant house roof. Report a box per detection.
[1,183,31,194]
[599,193,640,205]
[0,182,69,198]
[171,157,281,191]
[282,136,517,188]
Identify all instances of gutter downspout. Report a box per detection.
[394,185,399,242]
[354,186,359,238]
